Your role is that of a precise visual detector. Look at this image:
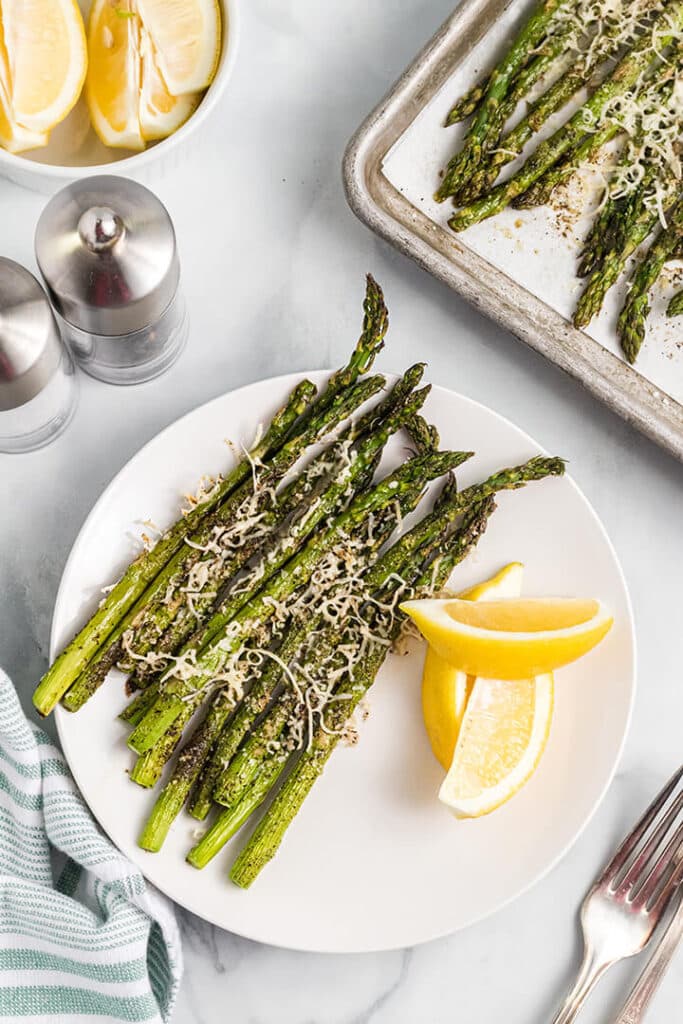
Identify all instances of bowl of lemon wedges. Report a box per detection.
[0,0,238,192]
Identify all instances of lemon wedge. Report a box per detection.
[139,28,199,142]
[457,562,524,603]
[0,18,48,152]
[422,648,472,771]
[0,80,47,153]
[1,0,87,134]
[86,0,144,150]
[422,563,524,769]
[135,0,221,95]
[403,597,613,679]
[439,673,554,818]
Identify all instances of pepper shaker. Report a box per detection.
[0,258,78,454]
[35,175,188,385]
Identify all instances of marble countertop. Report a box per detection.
[1,0,683,1020]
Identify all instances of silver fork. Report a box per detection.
[550,766,683,1024]
[611,883,683,1023]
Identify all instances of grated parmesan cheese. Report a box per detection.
[181,474,223,516]
[598,60,683,218]
[546,0,663,71]
[546,6,683,221]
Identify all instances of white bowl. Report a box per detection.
[0,0,239,194]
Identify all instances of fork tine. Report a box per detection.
[638,822,683,910]
[596,766,683,890]
[659,854,683,910]
[617,787,683,897]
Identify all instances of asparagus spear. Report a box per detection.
[444,31,568,128]
[667,288,683,316]
[435,0,567,201]
[405,413,439,454]
[62,374,385,714]
[184,491,420,822]
[131,446,470,756]
[459,49,611,205]
[129,694,202,788]
[213,456,564,817]
[448,9,683,232]
[211,632,334,811]
[127,384,435,752]
[617,194,683,362]
[577,51,683,276]
[192,480,427,820]
[215,457,564,813]
[445,80,488,126]
[362,456,564,599]
[136,464,448,852]
[187,619,315,820]
[300,273,388,419]
[121,361,427,687]
[138,685,242,850]
[32,379,316,717]
[119,682,160,726]
[187,482,486,869]
[187,754,287,870]
[121,378,385,660]
[578,193,626,278]
[137,492,418,808]
[37,275,389,718]
[573,185,676,328]
[456,0,668,205]
[513,122,619,209]
[172,373,429,670]
[227,499,496,887]
[140,456,562,858]
[126,364,428,691]
[576,150,660,281]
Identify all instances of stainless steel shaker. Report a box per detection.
[35,175,188,385]
[0,258,78,453]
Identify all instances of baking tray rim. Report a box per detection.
[342,0,683,463]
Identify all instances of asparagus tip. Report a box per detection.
[667,290,683,317]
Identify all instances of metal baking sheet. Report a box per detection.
[342,0,683,460]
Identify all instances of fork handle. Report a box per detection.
[611,892,683,1024]
[550,948,609,1024]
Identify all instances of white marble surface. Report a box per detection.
[1,0,682,1020]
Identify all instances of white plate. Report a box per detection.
[52,372,635,953]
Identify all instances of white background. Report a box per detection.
[1,0,682,1020]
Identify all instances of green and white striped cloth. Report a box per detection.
[0,669,182,1023]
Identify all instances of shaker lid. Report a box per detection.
[35,175,180,337]
[0,258,63,412]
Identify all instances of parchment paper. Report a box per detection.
[382,1,683,405]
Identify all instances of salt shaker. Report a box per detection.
[0,258,78,454]
[35,175,188,385]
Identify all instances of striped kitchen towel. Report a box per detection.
[0,668,182,1023]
